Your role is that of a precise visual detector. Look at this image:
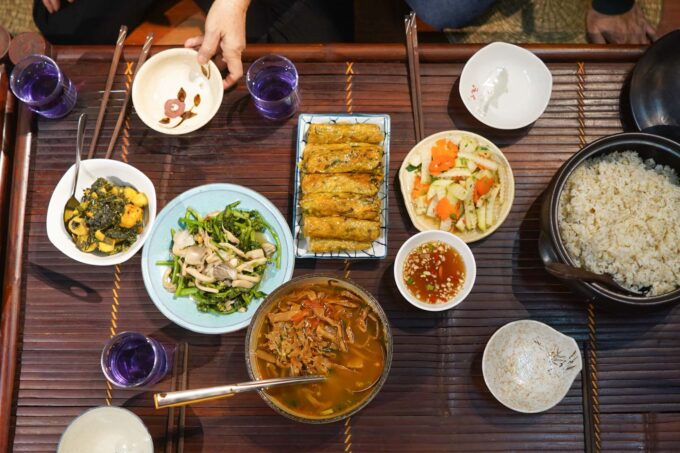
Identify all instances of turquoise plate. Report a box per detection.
[141,184,295,334]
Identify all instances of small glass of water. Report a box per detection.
[10,54,77,119]
[246,54,300,120]
[101,332,171,389]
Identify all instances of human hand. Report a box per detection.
[587,3,656,44]
[42,0,75,14]
[184,0,250,89]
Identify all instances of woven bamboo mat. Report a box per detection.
[9,48,680,452]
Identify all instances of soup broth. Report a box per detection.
[254,283,386,419]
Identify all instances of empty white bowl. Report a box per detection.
[46,159,157,266]
[132,48,223,135]
[394,230,476,311]
[482,320,582,413]
[459,42,552,130]
[58,406,153,453]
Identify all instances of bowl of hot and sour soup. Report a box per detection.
[245,274,393,423]
[394,230,476,311]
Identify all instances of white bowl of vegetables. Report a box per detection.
[399,130,514,243]
[46,159,157,266]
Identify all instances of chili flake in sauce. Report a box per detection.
[403,241,465,304]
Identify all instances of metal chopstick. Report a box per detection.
[104,32,153,160]
[88,25,127,159]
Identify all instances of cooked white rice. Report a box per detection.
[558,151,680,296]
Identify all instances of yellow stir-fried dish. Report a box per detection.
[64,178,148,255]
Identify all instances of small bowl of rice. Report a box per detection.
[540,132,680,307]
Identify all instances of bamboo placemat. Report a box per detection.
[5,44,680,452]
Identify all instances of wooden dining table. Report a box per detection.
[1,42,680,452]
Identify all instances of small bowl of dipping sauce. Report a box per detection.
[394,230,476,311]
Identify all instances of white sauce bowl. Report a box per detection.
[459,42,552,130]
[394,230,476,311]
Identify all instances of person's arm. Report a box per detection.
[587,0,656,44]
[184,0,250,89]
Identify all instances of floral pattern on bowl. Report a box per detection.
[482,319,582,413]
[131,48,222,135]
[159,87,201,129]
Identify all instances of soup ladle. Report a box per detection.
[545,262,648,296]
[154,375,325,409]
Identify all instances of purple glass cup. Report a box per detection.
[101,332,171,389]
[246,54,300,120]
[10,54,77,119]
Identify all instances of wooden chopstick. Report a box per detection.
[177,342,189,453]
[104,32,154,160]
[582,343,595,453]
[164,343,182,453]
[404,12,424,142]
[88,25,127,159]
[409,14,425,141]
[404,16,419,141]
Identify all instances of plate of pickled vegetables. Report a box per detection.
[399,131,514,242]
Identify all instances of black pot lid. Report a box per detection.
[630,30,680,140]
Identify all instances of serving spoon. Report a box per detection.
[545,262,648,296]
[63,114,87,218]
[154,375,325,409]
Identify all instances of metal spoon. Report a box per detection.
[545,262,648,296]
[154,375,325,409]
[63,114,87,218]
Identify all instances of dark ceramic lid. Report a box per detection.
[630,30,680,140]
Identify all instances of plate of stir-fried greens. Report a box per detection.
[142,184,294,334]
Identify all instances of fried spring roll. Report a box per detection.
[303,143,383,173]
[308,239,372,253]
[307,124,383,145]
[300,193,380,221]
[301,173,382,195]
[303,216,380,242]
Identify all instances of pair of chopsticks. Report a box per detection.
[404,12,424,142]
[87,26,154,160]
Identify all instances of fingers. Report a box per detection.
[645,23,657,42]
[184,35,204,49]
[588,30,607,44]
[221,51,244,89]
[42,0,60,13]
[197,31,220,66]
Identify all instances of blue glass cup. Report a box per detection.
[101,332,171,389]
[246,54,300,120]
[10,54,77,119]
